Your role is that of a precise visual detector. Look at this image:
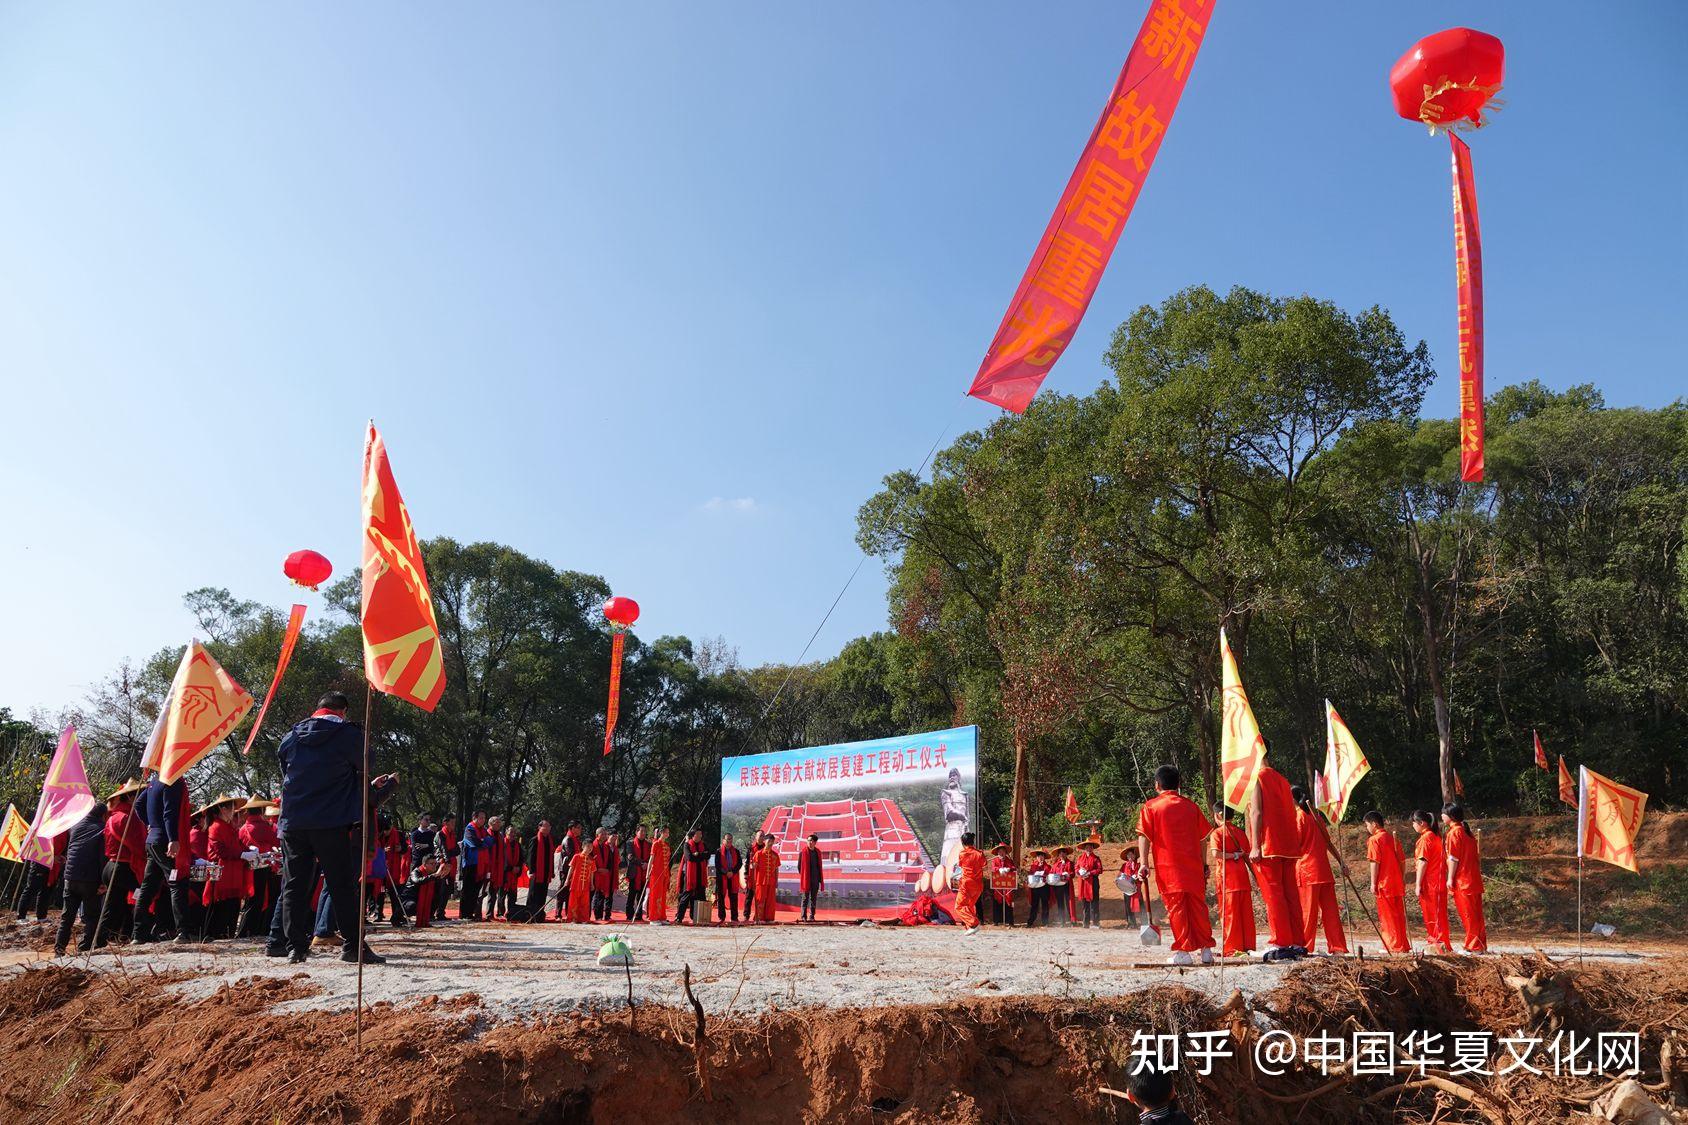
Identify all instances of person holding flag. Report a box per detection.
[98,779,146,945]
[133,773,191,944]
[1209,804,1254,957]
[1411,810,1453,953]
[1292,786,1348,955]
[1441,803,1487,953]
[1363,811,1411,953]
[1246,754,1306,953]
[54,800,109,957]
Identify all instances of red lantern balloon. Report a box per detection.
[283,549,333,591]
[1389,28,1505,131]
[602,595,640,629]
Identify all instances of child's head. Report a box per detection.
[1153,765,1181,793]
[1362,810,1385,831]
[1442,802,1466,826]
[1124,846,1139,860]
[1411,809,1435,830]
[1127,1066,1175,1110]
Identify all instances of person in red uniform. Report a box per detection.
[200,795,250,939]
[1118,846,1146,925]
[237,798,282,938]
[646,828,672,922]
[951,832,986,934]
[1047,847,1075,927]
[988,843,1018,926]
[97,778,146,945]
[1073,840,1104,929]
[565,833,596,924]
[1442,803,1487,953]
[1026,849,1051,926]
[1137,765,1215,965]
[1209,804,1254,957]
[1411,810,1453,953]
[1292,787,1348,954]
[797,834,825,922]
[1363,811,1410,953]
[751,833,780,923]
[715,833,743,924]
[591,828,618,921]
[1247,757,1306,952]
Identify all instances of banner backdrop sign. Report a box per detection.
[721,725,977,908]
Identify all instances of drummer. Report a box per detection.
[1048,846,1075,926]
[1026,849,1051,926]
[1118,846,1146,926]
[988,843,1018,926]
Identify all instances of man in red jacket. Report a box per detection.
[1136,764,1215,965]
[1247,755,1306,952]
[797,834,825,922]
[591,828,618,921]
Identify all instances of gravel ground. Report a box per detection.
[2,917,1659,1018]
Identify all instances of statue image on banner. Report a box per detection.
[721,726,977,910]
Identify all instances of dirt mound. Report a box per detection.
[2,953,1684,1123]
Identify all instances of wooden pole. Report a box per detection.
[1577,851,1585,966]
[356,685,374,1055]
[1008,729,1029,868]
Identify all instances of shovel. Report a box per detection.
[1138,869,1162,946]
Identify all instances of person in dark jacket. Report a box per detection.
[671,829,710,925]
[409,813,436,868]
[715,834,743,924]
[277,691,390,965]
[133,774,190,943]
[55,803,109,956]
[458,812,487,921]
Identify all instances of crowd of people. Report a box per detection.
[9,695,1486,968]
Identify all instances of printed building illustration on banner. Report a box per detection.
[721,725,977,908]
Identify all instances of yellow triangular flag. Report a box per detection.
[1219,628,1267,811]
[1322,700,1372,824]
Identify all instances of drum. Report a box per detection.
[947,867,963,891]
[914,870,932,894]
[1046,872,1069,887]
[932,863,949,893]
[1115,873,1138,895]
[1026,871,1046,889]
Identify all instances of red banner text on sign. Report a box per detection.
[1450,134,1485,482]
[968,0,1215,414]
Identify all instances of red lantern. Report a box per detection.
[283,549,333,591]
[1389,28,1504,132]
[603,596,640,629]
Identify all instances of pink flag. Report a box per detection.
[21,725,97,852]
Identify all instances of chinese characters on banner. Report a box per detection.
[361,423,445,712]
[968,0,1216,413]
[1219,627,1266,811]
[733,741,955,789]
[602,630,625,756]
[1450,134,1485,482]
[1577,766,1648,873]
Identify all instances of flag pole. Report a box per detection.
[356,682,374,1055]
[1576,851,1584,967]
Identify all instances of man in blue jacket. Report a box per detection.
[133,773,191,944]
[277,691,390,965]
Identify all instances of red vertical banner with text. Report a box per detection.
[968,0,1216,413]
[1450,134,1485,482]
[603,630,625,756]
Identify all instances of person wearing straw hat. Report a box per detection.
[1047,846,1075,926]
[1136,765,1216,966]
[54,798,109,957]
[988,843,1017,926]
[1025,849,1051,926]
[1074,840,1105,929]
[237,798,281,938]
[99,779,146,944]
[199,794,249,940]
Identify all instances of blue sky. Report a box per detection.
[2,2,1684,714]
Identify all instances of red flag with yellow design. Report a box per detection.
[1577,766,1647,873]
[1063,787,1081,824]
[1558,755,1576,808]
[141,642,253,785]
[361,423,445,712]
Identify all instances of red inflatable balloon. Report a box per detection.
[283,549,333,591]
[603,595,640,628]
[1389,28,1504,131]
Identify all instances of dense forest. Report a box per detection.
[4,286,1684,843]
